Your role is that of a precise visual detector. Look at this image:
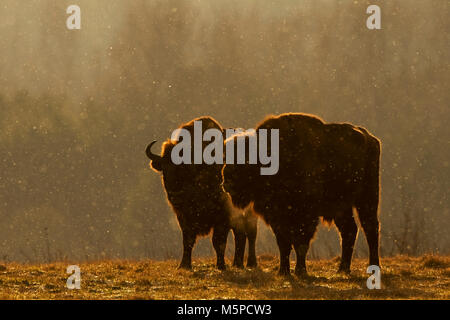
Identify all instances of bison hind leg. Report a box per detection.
[212,225,230,270]
[334,208,358,274]
[356,201,380,267]
[244,209,258,268]
[246,229,258,268]
[179,229,196,270]
[231,228,246,268]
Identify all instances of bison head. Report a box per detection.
[145,139,198,195]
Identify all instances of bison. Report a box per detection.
[222,113,381,275]
[145,116,257,270]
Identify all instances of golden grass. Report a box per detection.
[0,255,448,300]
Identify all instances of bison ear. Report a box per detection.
[150,159,163,172]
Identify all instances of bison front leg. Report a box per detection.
[334,209,358,273]
[212,226,229,270]
[244,208,258,268]
[274,230,292,276]
[179,229,196,270]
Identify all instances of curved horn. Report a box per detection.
[145,141,162,161]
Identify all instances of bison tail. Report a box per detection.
[355,127,380,215]
[355,128,381,266]
[362,129,381,204]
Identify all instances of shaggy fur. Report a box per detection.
[146,116,257,270]
[222,113,381,275]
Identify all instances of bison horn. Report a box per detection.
[145,141,162,161]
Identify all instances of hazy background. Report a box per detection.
[0,0,448,263]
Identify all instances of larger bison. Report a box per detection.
[145,116,257,270]
[222,113,381,275]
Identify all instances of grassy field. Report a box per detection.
[0,255,448,300]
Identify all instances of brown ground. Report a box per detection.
[0,255,448,300]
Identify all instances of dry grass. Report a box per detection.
[0,255,448,300]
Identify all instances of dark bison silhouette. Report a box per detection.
[145,116,257,270]
[222,113,381,275]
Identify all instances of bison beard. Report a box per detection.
[222,113,381,276]
[145,116,257,270]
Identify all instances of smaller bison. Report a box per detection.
[222,113,381,276]
[145,116,257,270]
